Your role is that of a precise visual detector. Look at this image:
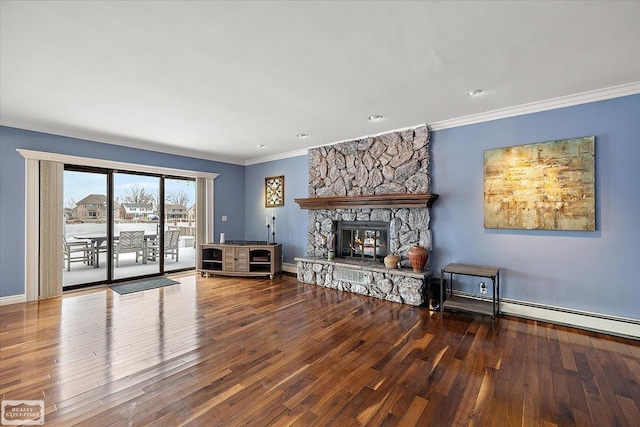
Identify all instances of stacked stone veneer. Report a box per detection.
[308,125,431,198]
[307,124,432,264]
[295,257,428,306]
[297,124,434,306]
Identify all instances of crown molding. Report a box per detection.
[0,120,246,165]
[250,82,640,164]
[5,82,639,166]
[244,148,309,166]
[244,124,429,166]
[16,149,219,180]
[428,81,640,131]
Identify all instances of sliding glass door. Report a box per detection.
[63,166,196,290]
[63,169,109,287]
[164,178,196,272]
[112,172,161,280]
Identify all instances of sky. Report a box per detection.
[64,170,195,209]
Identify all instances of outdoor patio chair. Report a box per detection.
[63,237,95,271]
[113,230,146,267]
[147,229,180,263]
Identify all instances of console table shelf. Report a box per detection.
[440,263,501,328]
[442,295,495,317]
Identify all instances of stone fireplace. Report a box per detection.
[294,125,438,306]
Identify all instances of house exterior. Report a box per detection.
[113,201,122,221]
[165,204,187,221]
[120,203,155,221]
[74,194,106,222]
[63,207,74,221]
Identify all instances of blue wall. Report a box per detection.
[244,155,308,264]
[430,94,640,319]
[0,126,245,298]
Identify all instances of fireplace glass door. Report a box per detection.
[337,221,389,261]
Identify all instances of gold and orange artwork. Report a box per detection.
[484,137,595,231]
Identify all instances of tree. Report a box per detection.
[123,184,156,206]
[166,190,190,206]
[65,196,76,210]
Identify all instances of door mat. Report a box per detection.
[110,277,180,295]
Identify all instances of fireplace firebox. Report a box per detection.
[336,221,389,261]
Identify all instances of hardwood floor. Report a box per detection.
[1,273,639,426]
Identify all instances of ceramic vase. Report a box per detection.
[407,245,429,272]
[384,254,401,269]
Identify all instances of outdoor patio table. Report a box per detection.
[73,234,156,268]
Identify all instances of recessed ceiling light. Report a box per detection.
[297,133,309,139]
[257,144,265,148]
[368,115,383,121]
[466,89,482,97]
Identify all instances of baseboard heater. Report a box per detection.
[449,290,640,340]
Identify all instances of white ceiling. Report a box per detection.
[2,1,639,165]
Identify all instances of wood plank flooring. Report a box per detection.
[1,273,639,426]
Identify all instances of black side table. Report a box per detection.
[440,263,500,328]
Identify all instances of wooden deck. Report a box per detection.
[1,273,639,426]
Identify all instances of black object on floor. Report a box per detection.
[110,277,180,295]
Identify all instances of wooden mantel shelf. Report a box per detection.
[294,193,439,210]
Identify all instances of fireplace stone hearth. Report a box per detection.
[294,256,429,306]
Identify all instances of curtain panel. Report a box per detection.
[39,160,64,299]
[195,177,207,271]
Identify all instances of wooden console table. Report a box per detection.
[200,243,282,279]
[440,263,500,328]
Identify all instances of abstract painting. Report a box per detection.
[484,136,595,231]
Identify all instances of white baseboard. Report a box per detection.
[0,294,26,306]
[501,300,640,340]
[283,262,297,274]
[449,291,640,339]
